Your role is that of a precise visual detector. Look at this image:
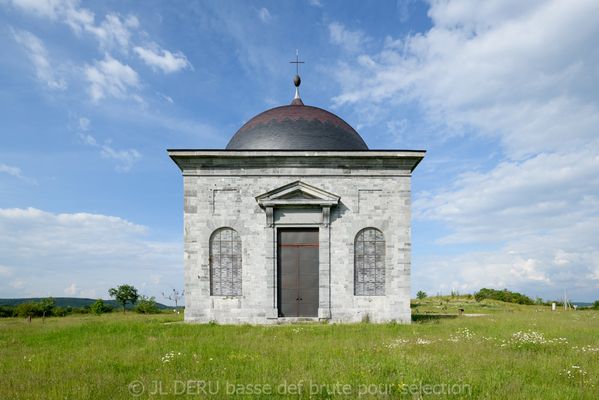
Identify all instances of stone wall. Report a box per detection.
[171,151,423,324]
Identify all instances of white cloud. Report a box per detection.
[100,145,141,172]
[415,148,599,244]
[11,29,66,90]
[332,1,599,157]
[133,45,191,74]
[84,13,139,51]
[328,22,368,53]
[76,116,99,146]
[331,0,599,299]
[9,0,138,53]
[7,0,191,109]
[0,163,24,179]
[160,93,174,104]
[10,279,25,289]
[307,0,322,7]
[258,7,271,23]
[0,163,36,184]
[64,283,78,296]
[413,146,599,299]
[84,55,140,102]
[386,118,409,143]
[77,132,97,146]
[78,117,90,131]
[76,117,141,171]
[397,0,415,23]
[8,0,75,19]
[61,2,94,33]
[0,265,13,277]
[7,3,152,104]
[414,220,599,300]
[8,0,190,71]
[427,0,546,32]
[0,207,181,299]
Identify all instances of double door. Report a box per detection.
[277,228,319,317]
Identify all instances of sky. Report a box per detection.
[1,0,598,304]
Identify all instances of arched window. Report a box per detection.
[354,228,385,296]
[210,228,242,296]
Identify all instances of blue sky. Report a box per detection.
[1,0,598,303]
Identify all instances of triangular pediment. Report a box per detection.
[279,190,318,200]
[256,181,340,207]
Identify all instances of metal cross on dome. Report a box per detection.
[289,49,304,75]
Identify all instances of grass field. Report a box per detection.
[1,299,598,399]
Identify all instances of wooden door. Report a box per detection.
[277,228,319,317]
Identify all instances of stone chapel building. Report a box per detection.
[169,73,425,324]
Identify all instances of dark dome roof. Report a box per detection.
[226,101,369,150]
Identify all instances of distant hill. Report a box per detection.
[571,302,593,307]
[0,297,170,309]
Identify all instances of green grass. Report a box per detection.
[411,295,536,314]
[1,305,598,399]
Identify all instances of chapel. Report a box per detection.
[169,68,424,323]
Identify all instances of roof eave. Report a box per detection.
[167,149,426,172]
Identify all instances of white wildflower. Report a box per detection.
[572,345,599,353]
[161,351,183,364]
[500,330,568,348]
[416,338,432,345]
[386,338,409,348]
[447,328,475,342]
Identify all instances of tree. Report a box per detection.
[535,297,545,305]
[135,296,161,314]
[15,302,41,319]
[108,284,139,313]
[0,306,15,318]
[90,299,112,315]
[416,290,428,300]
[39,297,56,321]
[53,307,68,317]
[592,300,599,310]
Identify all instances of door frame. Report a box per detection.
[256,181,338,321]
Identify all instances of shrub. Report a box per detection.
[592,300,599,310]
[53,307,69,317]
[15,302,42,318]
[90,299,113,315]
[6,299,68,318]
[535,297,545,305]
[39,297,56,318]
[474,288,534,305]
[135,296,161,314]
[416,290,427,300]
[0,306,15,318]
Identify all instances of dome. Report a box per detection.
[226,99,369,151]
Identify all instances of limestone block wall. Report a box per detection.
[172,151,422,324]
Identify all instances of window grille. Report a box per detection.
[354,228,385,296]
[210,228,242,296]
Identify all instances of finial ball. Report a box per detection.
[293,74,301,87]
